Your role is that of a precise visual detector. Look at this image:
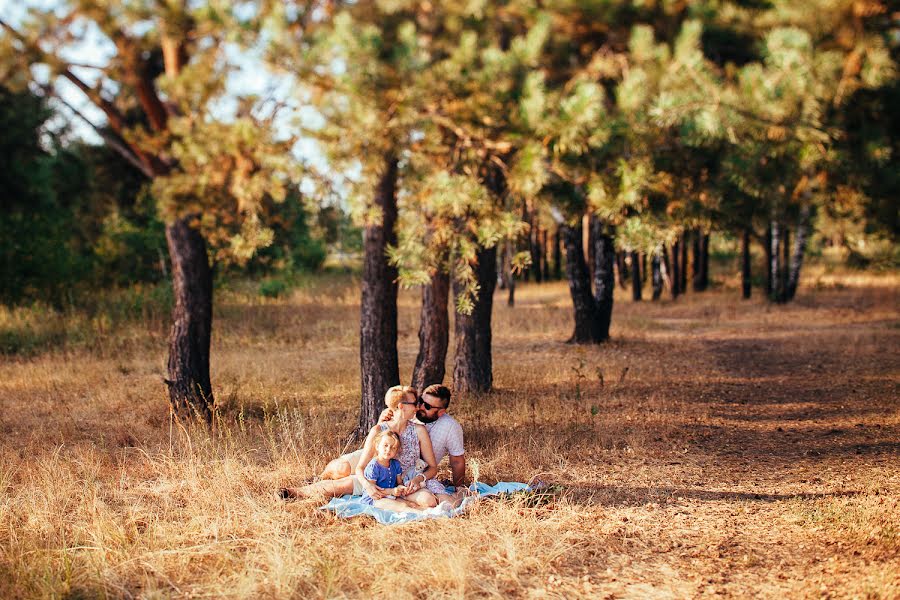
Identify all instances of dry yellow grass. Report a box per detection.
[1,267,898,598]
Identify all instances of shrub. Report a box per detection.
[259,278,289,298]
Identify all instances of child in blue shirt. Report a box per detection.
[361,430,424,513]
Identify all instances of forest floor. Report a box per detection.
[1,266,898,599]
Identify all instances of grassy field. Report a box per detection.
[1,266,898,598]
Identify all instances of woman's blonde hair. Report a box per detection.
[384,385,418,410]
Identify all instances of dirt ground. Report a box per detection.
[0,270,898,598]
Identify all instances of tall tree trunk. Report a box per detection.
[680,232,688,292]
[411,270,450,391]
[505,239,516,307]
[630,251,642,301]
[530,219,543,283]
[699,232,709,291]
[692,230,703,292]
[786,205,812,301]
[585,214,595,283]
[553,227,562,280]
[781,225,791,303]
[453,246,497,393]
[562,221,596,343]
[165,214,214,424]
[770,220,783,303]
[541,229,550,280]
[616,251,628,289]
[651,253,662,300]
[765,225,773,298]
[641,253,648,284]
[661,245,672,293]
[671,239,681,298]
[358,155,400,434]
[591,217,615,342]
[741,228,752,299]
[522,207,532,282]
[497,245,507,290]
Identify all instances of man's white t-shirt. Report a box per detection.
[424,413,464,465]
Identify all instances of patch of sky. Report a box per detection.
[5,0,344,200]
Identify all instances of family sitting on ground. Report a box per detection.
[279,384,468,514]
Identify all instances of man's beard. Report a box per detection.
[416,410,439,423]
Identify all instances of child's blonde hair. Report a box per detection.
[384,385,418,410]
[374,429,401,451]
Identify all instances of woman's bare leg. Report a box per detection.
[282,477,355,501]
[403,489,438,508]
[319,458,352,480]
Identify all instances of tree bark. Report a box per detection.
[651,253,662,300]
[411,269,450,391]
[786,205,812,301]
[165,214,214,424]
[680,232,688,293]
[522,207,532,282]
[630,251,642,301]
[497,245,507,290]
[770,220,783,303]
[453,245,497,393]
[530,219,543,283]
[661,245,672,293]
[765,225,773,298]
[741,228,752,299]
[700,232,709,291]
[502,238,515,306]
[591,217,615,342]
[541,228,550,280]
[616,251,628,288]
[553,228,562,280]
[671,239,681,298]
[692,230,709,292]
[358,155,400,434]
[781,225,791,302]
[562,221,597,343]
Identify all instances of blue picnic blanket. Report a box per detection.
[321,482,530,525]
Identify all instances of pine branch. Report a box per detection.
[425,108,513,153]
[2,16,169,176]
[1,17,128,133]
[40,84,154,179]
[111,31,170,132]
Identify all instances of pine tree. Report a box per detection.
[1,3,296,422]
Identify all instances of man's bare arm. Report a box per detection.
[449,454,466,488]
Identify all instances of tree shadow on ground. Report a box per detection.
[560,484,864,508]
[703,334,897,380]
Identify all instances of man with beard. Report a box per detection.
[279,384,466,501]
[414,384,465,489]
